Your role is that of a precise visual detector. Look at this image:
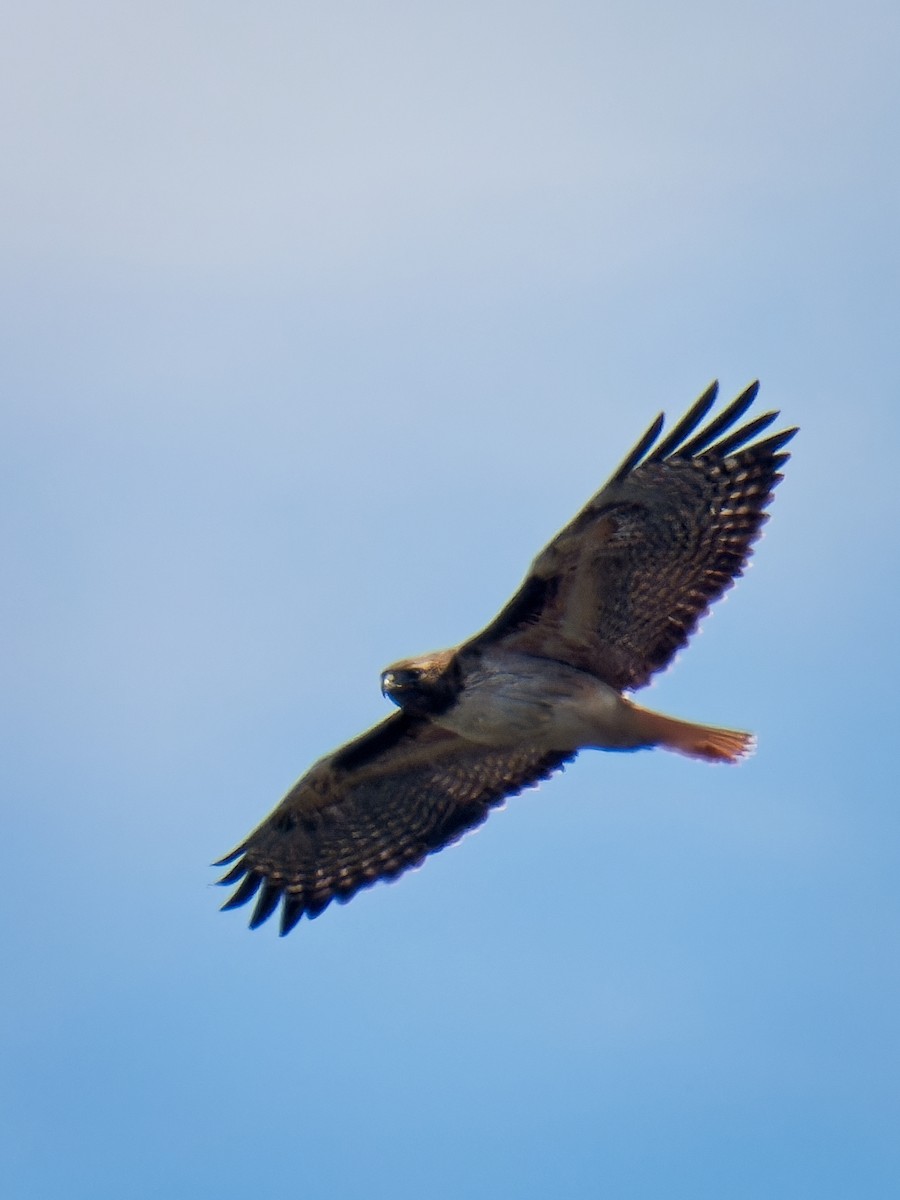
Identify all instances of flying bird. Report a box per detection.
[216,381,796,934]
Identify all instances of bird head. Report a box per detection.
[380,650,460,716]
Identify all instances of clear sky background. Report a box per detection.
[4,3,900,1197]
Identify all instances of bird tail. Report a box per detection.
[628,702,755,764]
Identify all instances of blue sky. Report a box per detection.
[4,2,900,1197]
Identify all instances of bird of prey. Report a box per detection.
[216,381,796,934]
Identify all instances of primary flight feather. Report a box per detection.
[216,381,796,934]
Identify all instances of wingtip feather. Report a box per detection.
[212,846,244,867]
[220,870,263,911]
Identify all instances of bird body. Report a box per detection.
[414,649,634,750]
[385,647,747,759]
[216,381,796,934]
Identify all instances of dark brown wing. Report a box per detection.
[215,711,571,934]
[469,381,797,691]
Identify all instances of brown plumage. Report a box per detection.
[216,381,796,934]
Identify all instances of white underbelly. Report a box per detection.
[433,651,644,751]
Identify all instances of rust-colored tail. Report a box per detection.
[629,703,755,764]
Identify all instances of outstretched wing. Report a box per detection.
[215,711,571,934]
[470,381,797,691]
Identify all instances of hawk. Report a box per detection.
[216,381,796,934]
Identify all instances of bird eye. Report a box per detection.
[382,666,431,711]
[382,668,417,693]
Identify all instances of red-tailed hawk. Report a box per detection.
[216,381,796,934]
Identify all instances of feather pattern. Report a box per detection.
[471,381,796,689]
[216,716,571,933]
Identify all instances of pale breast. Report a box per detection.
[433,650,624,750]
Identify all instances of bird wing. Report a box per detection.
[215,710,571,934]
[469,381,797,691]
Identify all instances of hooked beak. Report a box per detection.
[382,669,412,700]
